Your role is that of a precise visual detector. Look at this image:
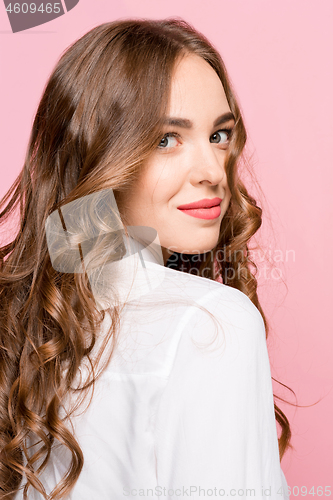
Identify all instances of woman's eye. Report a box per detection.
[157,129,232,150]
[210,129,231,145]
[157,133,179,149]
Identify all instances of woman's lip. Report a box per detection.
[177,205,221,220]
[177,197,222,210]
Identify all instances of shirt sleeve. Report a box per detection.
[153,286,290,500]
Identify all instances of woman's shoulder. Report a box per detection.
[104,264,266,379]
[158,264,265,331]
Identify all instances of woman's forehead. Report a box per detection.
[167,54,230,120]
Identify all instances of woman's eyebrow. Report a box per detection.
[162,111,235,128]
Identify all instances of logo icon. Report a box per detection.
[3,0,80,33]
[45,189,165,311]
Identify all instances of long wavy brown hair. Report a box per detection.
[0,18,295,499]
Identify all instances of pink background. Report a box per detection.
[1,1,332,495]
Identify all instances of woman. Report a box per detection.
[0,18,293,499]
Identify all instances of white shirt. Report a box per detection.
[16,241,290,499]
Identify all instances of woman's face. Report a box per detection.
[119,53,234,265]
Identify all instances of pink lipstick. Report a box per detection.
[177,197,222,220]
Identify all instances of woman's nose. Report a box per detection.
[189,142,227,186]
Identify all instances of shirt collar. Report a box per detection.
[89,234,165,310]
